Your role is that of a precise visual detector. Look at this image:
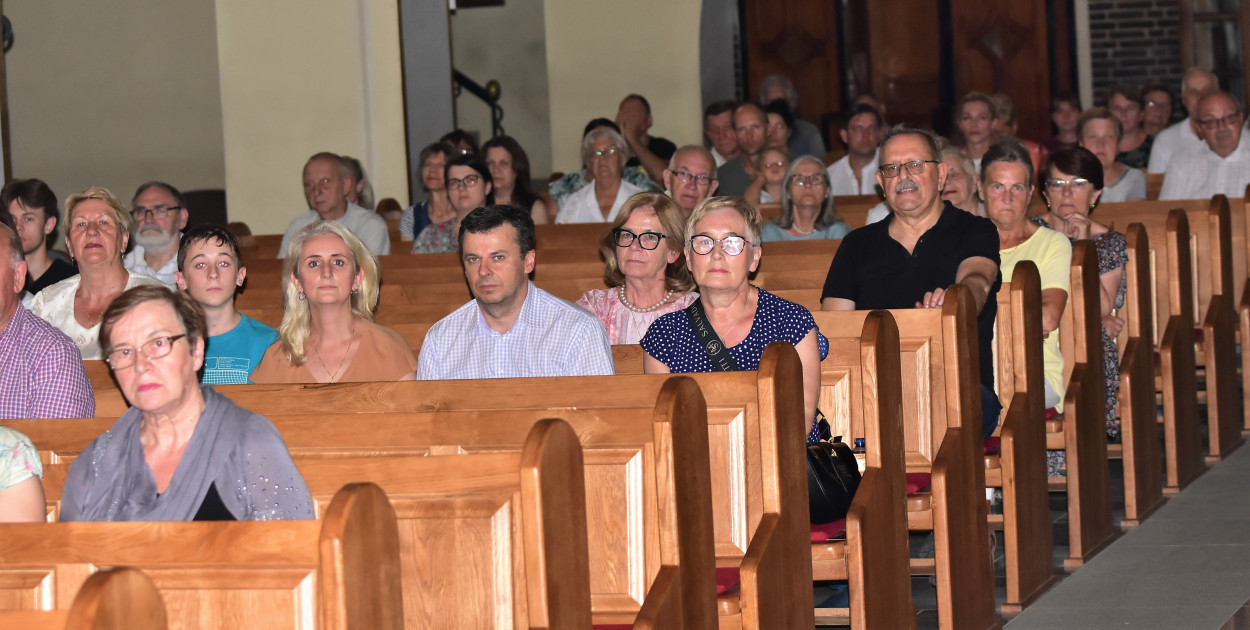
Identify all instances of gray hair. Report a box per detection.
[0,222,22,267]
[580,127,631,168]
[881,124,942,162]
[759,74,799,110]
[979,138,1035,188]
[777,155,840,230]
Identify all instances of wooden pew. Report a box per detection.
[0,567,167,630]
[0,482,405,630]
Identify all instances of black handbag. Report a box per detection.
[686,301,859,524]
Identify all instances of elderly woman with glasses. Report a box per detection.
[761,155,851,241]
[641,196,828,442]
[575,192,698,344]
[556,127,645,224]
[412,154,493,254]
[59,285,313,522]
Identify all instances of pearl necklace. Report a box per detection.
[619,285,675,313]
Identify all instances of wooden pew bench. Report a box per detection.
[0,567,167,630]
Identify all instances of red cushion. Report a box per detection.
[906,472,931,494]
[1044,407,1060,420]
[983,436,1001,455]
[811,518,847,541]
[716,567,740,595]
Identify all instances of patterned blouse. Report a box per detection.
[0,427,41,490]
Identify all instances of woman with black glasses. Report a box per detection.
[641,196,828,442]
[575,192,696,344]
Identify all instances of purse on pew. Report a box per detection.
[686,299,861,524]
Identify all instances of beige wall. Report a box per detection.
[215,0,408,236]
[451,0,553,181]
[5,0,225,226]
[543,0,704,174]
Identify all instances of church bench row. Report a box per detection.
[0,567,167,630]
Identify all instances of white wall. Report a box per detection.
[450,0,553,179]
[543,0,705,174]
[215,0,408,235]
[5,0,225,223]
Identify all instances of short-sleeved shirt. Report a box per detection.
[821,202,1001,388]
[999,226,1072,402]
[25,257,77,297]
[0,427,41,490]
[203,314,279,385]
[640,287,829,372]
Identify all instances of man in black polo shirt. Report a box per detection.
[821,125,1002,438]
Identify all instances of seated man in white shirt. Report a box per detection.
[278,152,390,258]
[123,182,188,289]
[826,104,884,196]
[1159,91,1250,200]
[1148,67,1218,174]
[418,205,614,380]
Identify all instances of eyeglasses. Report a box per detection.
[689,234,753,256]
[590,147,619,160]
[1196,113,1244,131]
[791,174,827,188]
[879,160,939,178]
[130,205,183,220]
[105,334,187,370]
[613,228,666,250]
[668,169,714,186]
[1045,178,1092,193]
[447,174,482,190]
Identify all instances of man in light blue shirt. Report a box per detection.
[417,205,614,380]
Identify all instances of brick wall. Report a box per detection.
[1088,0,1183,112]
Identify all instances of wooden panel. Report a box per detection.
[866,0,941,128]
[742,0,841,129]
[950,1,1053,140]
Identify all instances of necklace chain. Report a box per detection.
[619,285,675,313]
[313,329,359,384]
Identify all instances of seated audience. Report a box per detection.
[576,192,698,344]
[763,156,851,241]
[418,205,614,378]
[60,285,313,522]
[413,154,492,253]
[1149,67,1218,173]
[252,222,417,383]
[0,426,44,522]
[3,178,75,300]
[483,135,548,225]
[717,103,769,197]
[440,129,478,156]
[1035,146,1129,442]
[663,145,720,216]
[1042,91,1082,154]
[1142,82,1174,137]
[827,104,884,196]
[990,93,1047,171]
[174,224,277,385]
[0,221,94,420]
[744,147,788,206]
[981,140,1070,412]
[822,125,1002,439]
[641,196,828,442]
[616,94,677,183]
[1160,90,1250,200]
[398,142,455,241]
[1107,83,1153,168]
[549,119,658,208]
[760,74,826,157]
[556,127,644,223]
[124,182,189,289]
[279,152,389,258]
[30,187,163,359]
[340,155,376,211]
[704,100,740,166]
[1079,108,1147,202]
[956,91,998,171]
[764,99,795,151]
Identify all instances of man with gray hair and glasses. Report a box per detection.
[124,181,190,289]
[662,145,719,217]
[1160,90,1250,200]
[821,124,1002,439]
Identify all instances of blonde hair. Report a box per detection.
[599,191,695,292]
[278,221,381,365]
[65,186,133,238]
[686,196,763,245]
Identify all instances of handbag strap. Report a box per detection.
[685,299,740,372]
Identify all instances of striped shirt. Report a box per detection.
[0,304,95,419]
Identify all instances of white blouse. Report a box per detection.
[556,179,646,224]
[29,272,164,360]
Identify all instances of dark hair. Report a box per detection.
[959,91,998,120]
[458,204,536,256]
[622,94,651,116]
[846,103,884,129]
[1040,146,1104,190]
[0,178,59,250]
[764,99,795,130]
[881,124,942,161]
[177,223,244,272]
[481,135,537,209]
[1050,91,1082,113]
[980,138,1036,188]
[439,129,479,155]
[1142,82,1173,105]
[704,99,737,121]
[445,154,494,203]
[99,285,208,359]
[417,142,455,192]
[1106,83,1145,109]
[583,117,621,138]
[132,181,187,211]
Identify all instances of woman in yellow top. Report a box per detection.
[980,139,1072,413]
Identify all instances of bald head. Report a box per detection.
[1195,91,1244,158]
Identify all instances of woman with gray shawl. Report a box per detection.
[59,285,312,522]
